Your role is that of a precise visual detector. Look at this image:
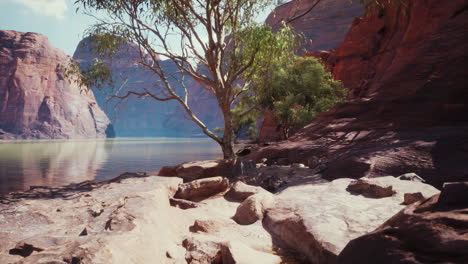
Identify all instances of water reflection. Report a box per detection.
[0,140,111,195]
[0,138,220,196]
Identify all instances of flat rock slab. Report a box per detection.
[338,193,468,264]
[264,176,440,264]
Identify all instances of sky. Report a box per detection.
[0,0,276,56]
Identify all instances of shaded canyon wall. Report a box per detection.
[250,0,468,188]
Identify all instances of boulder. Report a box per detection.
[263,176,440,264]
[221,241,281,264]
[438,182,468,206]
[233,192,275,225]
[0,30,112,139]
[158,160,230,182]
[338,193,468,264]
[346,178,396,198]
[157,165,178,177]
[398,173,425,183]
[174,177,229,201]
[224,181,268,202]
[402,192,425,205]
[182,236,223,264]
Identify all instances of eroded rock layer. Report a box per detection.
[251,0,468,188]
[0,30,112,139]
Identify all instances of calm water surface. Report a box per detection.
[0,138,221,196]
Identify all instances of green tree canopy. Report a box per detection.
[234,56,346,139]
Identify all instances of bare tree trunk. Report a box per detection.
[220,107,235,160]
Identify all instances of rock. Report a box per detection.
[169,197,199,209]
[0,176,185,264]
[263,176,440,264]
[236,148,252,157]
[236,164,327,193]
[176,160,222,182]
[232,159,257,178]
[182,236,223,264]
[0,175,285,263]
[438,182,468,206]
[224,181,268,202]
[0,30,112,139]
[221,241,281,264]
[324,156,372,181]
[397,173,426,182]
[346,178,396,198]
[249,0,468,189]
[402,192,425,205]
[265,0,364,54]
[233,192,275,225]
[157,165,178,177]
[338,194,468,264]
[291,163,306,168]
[174,177,229,201]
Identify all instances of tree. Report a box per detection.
[72,0,299,160]
[234,56,346,139]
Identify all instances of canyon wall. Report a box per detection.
[0,30,112,139]
[250,0,468,188]
[265,0,364,51]
[73,38,222,138]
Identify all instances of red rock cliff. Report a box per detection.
[0,30,112,139]
[266,0,364,51]
[250,0,468,188]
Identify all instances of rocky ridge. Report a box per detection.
[0,30,112,139]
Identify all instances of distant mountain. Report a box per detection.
[73,37,222,138]
[0,30,112,140]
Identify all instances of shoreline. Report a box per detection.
[1,158,465,263]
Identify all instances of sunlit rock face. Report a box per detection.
[248,0,468,188]
[73,37,223,138]
[265,0,364,51]
[0,30,112,140]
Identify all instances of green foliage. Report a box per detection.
[64,58,112,91]
[236,56,346,139]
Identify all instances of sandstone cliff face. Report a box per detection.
[250,0,468,188]
[0,30,112,139]
[73,38,222,138]
[266,0,363,51]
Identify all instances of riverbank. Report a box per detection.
[2,159,465,264]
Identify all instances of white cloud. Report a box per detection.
[6,0,68,20]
